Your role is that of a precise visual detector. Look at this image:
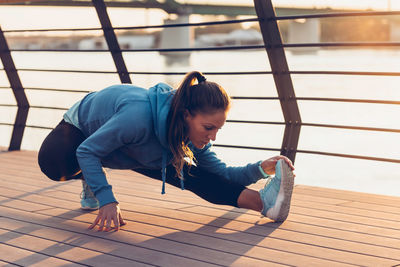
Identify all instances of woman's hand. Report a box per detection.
[89,202,126,232]
[261,155,295,176]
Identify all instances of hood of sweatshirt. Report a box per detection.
[148,83,175,150]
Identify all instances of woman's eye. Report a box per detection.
[205,126,213,131]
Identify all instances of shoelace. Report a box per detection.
[80,181,96,199]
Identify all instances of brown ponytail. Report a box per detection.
[167,71,231,178]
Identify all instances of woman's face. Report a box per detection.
[185,109,228,149]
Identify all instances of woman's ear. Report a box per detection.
[183,109,191,121]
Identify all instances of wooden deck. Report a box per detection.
[0,149,399,267]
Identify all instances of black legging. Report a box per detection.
[38,120,245,207]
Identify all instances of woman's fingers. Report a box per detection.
[88,214,101,229]
[105,217,112,232]
[119,212,126,226]
[277,155,295,170]
[113,216,120,231]
[98,217,105,231]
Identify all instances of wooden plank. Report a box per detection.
[0,259,21,267]
[294,185,400,207]
[291,205,400,230]
[291,196,400,221]
[339,201,400,214]
[292,192,350,206]
[0,243,84,266]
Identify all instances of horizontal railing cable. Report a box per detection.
[26,87,91,93]
[115,18,260,30]
[276,10,400,20]
[8,42,400,53]
[0,104,67,111]
[0,86,91,93]
[296,97,400,105]
[231,96,278,100]
[4,68,400,77]
[11,68,272,76]
[213,143,400,164]
[296,149,400,164]
[227,119,284,125]
[9,45,265,53]
[289,70,400,76]
[130,71,273,76]
[9,68,400,77]
[2,18,259,33]
[30,105,68,111]
[15,68,118,74]
[2,27,103,33]
[283,42,400,48]
[230,96,400,106]
[0,122,53,130]
[0,104,17,108]
[213,143,281,152]
[24,125,53,130]
[226,120,400,133]
[301,123,400,133]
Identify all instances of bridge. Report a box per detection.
[0,0,374,16]
[3,0,400,51]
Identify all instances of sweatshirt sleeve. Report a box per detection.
[191,143,266,186]
[76,112,142,208]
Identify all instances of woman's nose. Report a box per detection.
[208,130,217,141]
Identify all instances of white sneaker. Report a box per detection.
[259,159,294,222]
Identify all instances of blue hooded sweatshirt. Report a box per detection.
[68,83,265,208]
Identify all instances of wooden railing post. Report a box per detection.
[254,0,302,163]
[92,0,132,83]
[0,26,29,151]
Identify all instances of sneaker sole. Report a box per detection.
[267,159,294,222]
[80,206,99,211]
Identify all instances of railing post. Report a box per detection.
[253,0,302,163]
[0,26,29,151]
[92,0,132,83]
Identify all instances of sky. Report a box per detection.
[0,0,398,32]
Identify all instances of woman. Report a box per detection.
[38,71,295,232]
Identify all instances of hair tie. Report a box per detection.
[198,75,206,83]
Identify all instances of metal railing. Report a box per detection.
[0,0,399,165]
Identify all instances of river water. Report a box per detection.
[1,48,399,196]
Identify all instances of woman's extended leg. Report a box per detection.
[134,165,246,208]
[135,159,294,222]
[237,189,263,212]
